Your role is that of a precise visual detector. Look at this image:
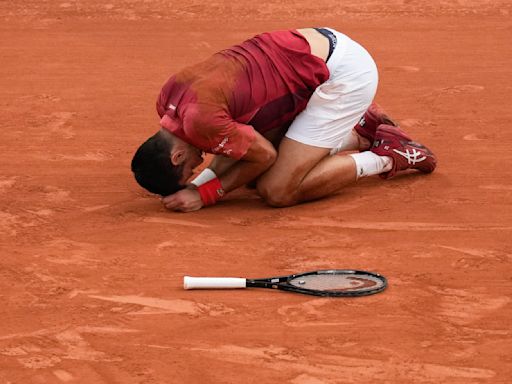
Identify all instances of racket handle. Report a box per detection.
[183,276,247,290]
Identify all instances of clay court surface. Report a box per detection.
[1,0,512,383]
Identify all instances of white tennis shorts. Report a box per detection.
[285,29,378,154]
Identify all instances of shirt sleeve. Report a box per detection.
[182,103,256,160]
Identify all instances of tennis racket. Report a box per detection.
[183,269,387,297]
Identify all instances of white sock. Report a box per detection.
[349,152,393,179]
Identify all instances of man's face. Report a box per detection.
[179,147,204,185]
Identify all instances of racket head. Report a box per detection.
[280,269,387,297]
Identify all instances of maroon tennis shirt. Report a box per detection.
[157,30,329,159]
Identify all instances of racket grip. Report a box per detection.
[183,276,247,290]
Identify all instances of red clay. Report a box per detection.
[1,1,511,383]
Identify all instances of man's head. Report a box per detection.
[131,129,204,196]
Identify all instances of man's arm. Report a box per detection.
[207,155,239,178]
[217,130,276,192]
[204,125,285,179]
[161,130,276,212]
[193,125,285,190]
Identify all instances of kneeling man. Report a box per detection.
[131,28,436,212]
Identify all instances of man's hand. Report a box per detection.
[161,186,203,212]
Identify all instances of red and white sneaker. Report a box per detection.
[371,124,437,179]
[354,102,398,144]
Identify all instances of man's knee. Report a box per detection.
[257,180,297,207]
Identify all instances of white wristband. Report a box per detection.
[191,168,217,187]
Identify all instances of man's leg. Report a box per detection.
[257,121,438,207]
[257,138,355,206]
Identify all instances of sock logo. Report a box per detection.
[393,148,426,164]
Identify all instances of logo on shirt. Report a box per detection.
[212,137,232,155]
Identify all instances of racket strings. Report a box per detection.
[289,274,384,292]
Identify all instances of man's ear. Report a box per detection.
[170,147,186,166]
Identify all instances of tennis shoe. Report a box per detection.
[371,124,437,179]
[354,102,398,144]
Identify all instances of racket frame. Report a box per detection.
[247,269,387,297]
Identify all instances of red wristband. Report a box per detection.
[197,177,225,206]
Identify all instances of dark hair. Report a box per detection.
[131,131,185,196]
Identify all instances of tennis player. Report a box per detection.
[131,28,436,212]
